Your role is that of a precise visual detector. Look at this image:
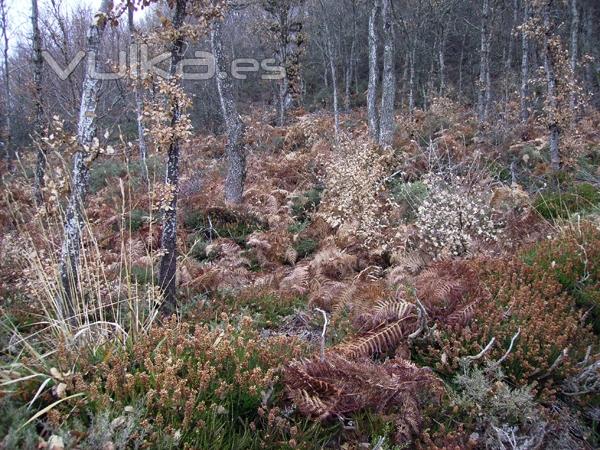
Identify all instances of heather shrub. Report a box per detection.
[521,222,600,333]
[414,251,596,396]
[56,318,307,448]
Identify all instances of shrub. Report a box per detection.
[128,209,146,232]
[78,318,305,448]
[129,265,154,285]
[389,180,428,222]
[318,135,396,247]
[415,174,500,257]
[183,207,265,246]
[414,251,597,397]
[451,368,544,449]
[534,182,600,220]
[521,222,600,333]
[291,188,323,222]
[293,238,318,259]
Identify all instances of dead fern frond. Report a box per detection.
[279,264,309,295]
[354,299,417,333]
[446,300,479,327]
[337,319,415,359]
[284,354,443,445]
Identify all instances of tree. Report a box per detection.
[157,0,188,313]
[32,0,46,206]
[541,0,561,172]
[58,0,113,319]
[262,0,305,125]
[367,0,379,140]
[0,0,11,168]
[520,0,532,122]
[378,0,395,147]
[569,0,579,116]
[477,0,492,124]
[210,8,247,204]
[317,0,340,140]
[128,0,149,184]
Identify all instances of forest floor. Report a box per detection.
[2,100,600,449]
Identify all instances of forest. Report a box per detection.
[1,0,600,448]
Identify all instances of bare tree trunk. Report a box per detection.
[569,0,579,117]
[277,4,304,126]
[520,0,531,122]
[409,46,415,115]
[0,0,12,168]
[367,0,380,140]
[344,1,357,112]
[477,0,491,124]
[211,17,246,204]
[318,0,339,139]
[379,0,395,147]
[32,0,46,206]
[542,2,561,172]
[59,0,112,319]
[328,43,340,140]
[128,1,149,184]
[503,0,518,108]
[438,48,445,96]
[458,33,466,99]
[158,0,187,313]
[438,26,448,96]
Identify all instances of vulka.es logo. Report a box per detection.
[42,44,285,81]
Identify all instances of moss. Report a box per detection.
[534,182,600,220]
[200,294,306,329]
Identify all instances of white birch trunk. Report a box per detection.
[59,0,112,318]
[0,0,12,169]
